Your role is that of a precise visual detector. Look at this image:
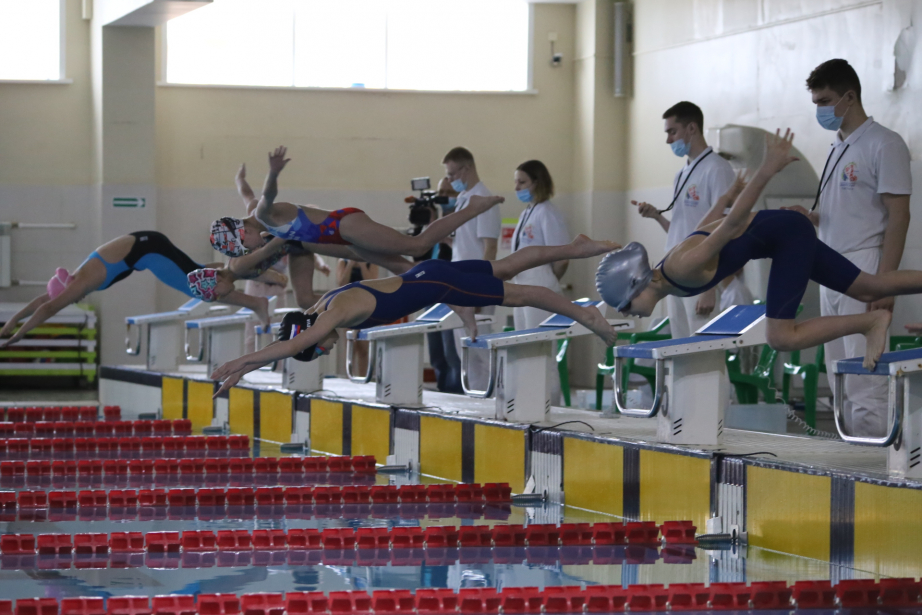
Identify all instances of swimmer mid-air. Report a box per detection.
[596,129,922,370]
[209,146,504,259]
[209,235,622,395]
[0,231,274,348]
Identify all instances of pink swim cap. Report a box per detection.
[46,268,74,300]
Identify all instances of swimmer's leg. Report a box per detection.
[490,234,620,281]
[288,252,318,309]
[220,290,271,329]
[845,270,922,304]
[502,282,617,346]
[339,195,504,257]
[765,311,891,371]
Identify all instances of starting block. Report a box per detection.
[185,298,277,376]
[255,310,323,393]
[125,299,218,370]
[610,304,767,445]
[834,348,922,477]
[461,300,631,423]
[344,303,493,407]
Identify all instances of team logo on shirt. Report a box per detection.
[685,184,700,206]
[840,162,858,189]
[523,225,535,241]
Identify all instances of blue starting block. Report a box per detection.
[125,298,219,371]
[460,299,632,423]
[184,297,277,376]
[834,347,922,476]
[344,303,494,407]
[611,304,767,445]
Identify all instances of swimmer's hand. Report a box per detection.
[236,163,246,182]
[728,170,750,199]
[906,323,922,335]
[449,304,478,342]
[213,369,244,398]
[268,146,291,175]
[314,255,331,276]
[759,129,798,176]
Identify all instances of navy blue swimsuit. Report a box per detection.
[658,209,861,319]
[322,260,505,329]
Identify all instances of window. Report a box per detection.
[166,0,529,92]
[0,0,62,81]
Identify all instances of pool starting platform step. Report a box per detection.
[3,577,921,614]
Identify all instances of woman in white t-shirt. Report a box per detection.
[511,160,571,329]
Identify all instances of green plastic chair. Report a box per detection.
[595,318,671,411]
[781,345,825,428]
[727,345,779,404]
[890,335,922,351]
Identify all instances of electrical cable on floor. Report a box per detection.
[786,406,839,439]
[532,420,595,433]
[718,451,778,459]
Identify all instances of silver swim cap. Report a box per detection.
[595,242,654,311]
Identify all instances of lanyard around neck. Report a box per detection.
[811,143,850,212]
[659,150,713,214]
[513,205,536,252]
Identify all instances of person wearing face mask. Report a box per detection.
[511,160,571,404]
[782,59,912,437]
[632,102,736,338]
[442,147,502,392]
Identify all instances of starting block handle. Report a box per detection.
[612,356,666,418]
[184,326,205,363]
[460,345,496,399]
[832,371,902,446]
[125,322,143,356]
[345,336,375,384]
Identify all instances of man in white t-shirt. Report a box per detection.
[786,59,912,436]
[441,147,502,392]
[633,101,736,338]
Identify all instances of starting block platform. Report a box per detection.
[611,304,767,445]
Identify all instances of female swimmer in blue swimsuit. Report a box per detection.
[209,234,622,395]
[209,146,504,260]
[609,129,922,370]
[0,231,274,348]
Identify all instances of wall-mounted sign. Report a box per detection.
[113,197,146,208]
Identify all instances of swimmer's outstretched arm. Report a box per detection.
[211,310,343,396]
[0,294,50,339]
[0,275,97,347]
[254,146,292,227]
[685,130,798,268]
[227,236,288,278]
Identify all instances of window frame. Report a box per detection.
[158,1,536,95]
[0,0,70,84]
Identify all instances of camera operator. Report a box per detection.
[442,147,501,392]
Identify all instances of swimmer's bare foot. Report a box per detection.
[570,234,622,258]
[583,305,617,346]
[468,195,505,214]
[448,304,478,341]
[254,296,271,329]
[863,309,892,370]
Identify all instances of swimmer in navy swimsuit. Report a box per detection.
[613,129,922,370]
[210,234,623,394]
[0,231,273,347]
[209,146,505,260]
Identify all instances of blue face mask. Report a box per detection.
[451,179,467,193]
[670,138,690,158]
[516,189,532,203]
[442,197,457,213]
[816,92,852,131]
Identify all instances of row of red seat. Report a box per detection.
[0,435,249,457]
[1,406,119,423]
[0,455,374,478]
[0,520,675,555]
[0,543,679,571]
[2,482,511,510]
[4,578,921,615]
[0,419,192,438]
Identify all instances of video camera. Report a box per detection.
[405,177,449,229]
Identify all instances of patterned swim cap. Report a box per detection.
[188,268,219,302]
[46,267,74,300]
[210,217,247,257]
